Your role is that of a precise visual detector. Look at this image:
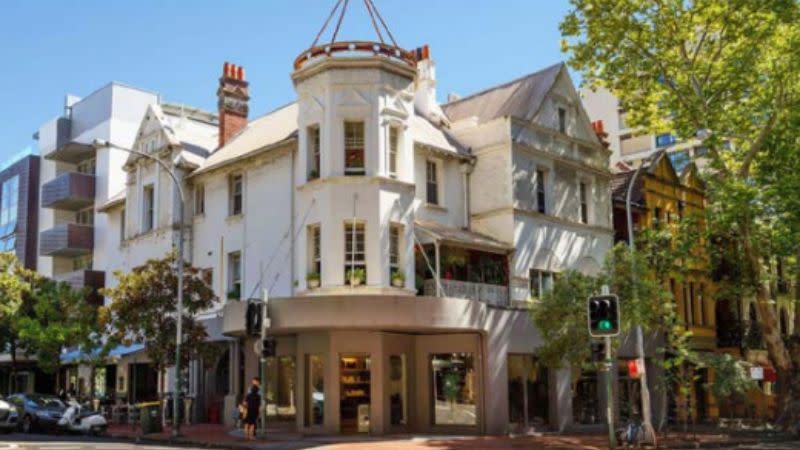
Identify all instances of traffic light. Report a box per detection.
[587,294,620,337]
[261,337,276,359]
[590,341,606,363]
[246,302,263,336]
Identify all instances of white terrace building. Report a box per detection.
[95,24,614,437]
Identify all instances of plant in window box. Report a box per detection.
[308,170,319,180]
[346,268,366,286]
[306,271,321,289]
[391,271,405,288]
[227,289,240,301]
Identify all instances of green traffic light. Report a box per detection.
[599,319,612,331]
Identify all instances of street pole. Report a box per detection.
[259,289,270,438]
[600,285,617,450]
[94,140,186,437]
[605,335,617,450]
[625,162,656,445]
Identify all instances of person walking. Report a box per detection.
[244,381,261,440]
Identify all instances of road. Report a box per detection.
[0,433,230,450]
[1,433,799,450]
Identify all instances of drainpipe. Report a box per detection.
[434,241,442,297]
[459,157,475,230]
[290,151,296,296]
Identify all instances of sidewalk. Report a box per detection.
[107,423,798,449]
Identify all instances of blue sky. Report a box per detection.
[0,0,573,163]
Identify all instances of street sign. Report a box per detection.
[627,358,644,379]
[587,294,620,337]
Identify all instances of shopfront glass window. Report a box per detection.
[430,353,476,426]
[389,354,407,426]
[305,354,324,426]
[507,354,549,428]
[572,369,600,424]
[266,356,296,421]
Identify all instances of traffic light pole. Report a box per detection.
[604,335,617,450]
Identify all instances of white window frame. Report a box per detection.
[309,224,321,275]
[194,184,205,216]
[142,184,155,232]
[344,221,366,284]
[344,121,366,176]
[228,251,242,300]
[578,180,590,224]
[425,159,440,206]
[529,269,557,300]
[229,173,243,216]
[388,126,399,179]
[535,169,547,214]
[389,223,402,275]
[308,125,321,180]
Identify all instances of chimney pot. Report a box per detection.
[218,61,250,148]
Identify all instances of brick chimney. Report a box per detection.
[217,62,250,148]
[413,45,449,126]
[592,120,610,148]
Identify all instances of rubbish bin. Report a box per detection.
[139,402,162,434]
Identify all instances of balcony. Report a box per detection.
[423,279,509,306]
[40,223,94,257]
[41,172,95,210]
[54,269,105,306]
[44,141,95,164]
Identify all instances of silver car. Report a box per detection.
[0,398,19,433]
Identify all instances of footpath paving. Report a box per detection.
[108,423,798,450]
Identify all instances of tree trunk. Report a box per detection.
[9,339,16,393]
[741,224,797,427]
[794,248,800,335]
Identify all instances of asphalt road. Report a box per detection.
[0,434,210,450]
[1,433,799,450]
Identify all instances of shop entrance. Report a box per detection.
[339,354,371,433]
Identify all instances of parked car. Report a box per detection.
[0,397,19,433]
[7,394,66,433]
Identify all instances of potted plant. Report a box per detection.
[391,271,405,288]
[307,271,321,289]
[226,289,239,300]
[308,169,319,180]
[346,268,366,286]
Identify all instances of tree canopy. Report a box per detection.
[102,252,216,380]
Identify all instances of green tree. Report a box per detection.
[16,275,97,377]
[101,252,215,395]
[562,0,800,425]
[0,253,31,393]
[698,353,754,420]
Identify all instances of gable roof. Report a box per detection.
[192,102,299,176]
[126,103,217,169]
[441,62,564,124]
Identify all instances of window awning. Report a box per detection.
[60,343,145,364]
[414,219,513,254]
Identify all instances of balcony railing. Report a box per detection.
[54,269,105,306]
[41,172,95,210]
[40,223,94,257]
[423,279,509,306]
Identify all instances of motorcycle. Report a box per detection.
[57,401,108,436]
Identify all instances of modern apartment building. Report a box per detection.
[91,5,618,432]
[36,83,159,303]
[581,87,718,170]
[0,152,40,269]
